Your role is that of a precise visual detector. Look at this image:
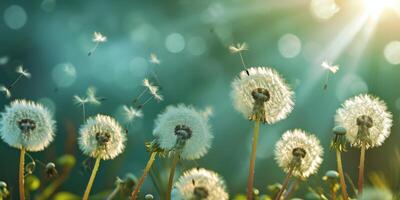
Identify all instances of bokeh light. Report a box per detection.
[384,41,400,65]
[278,33,302,58]
[3,5,27,30]
[165,33,185,53]
[51,63,77,88]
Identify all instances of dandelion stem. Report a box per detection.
[19,148,26,200]
[166,152,180,200]
[239,52,246,70]
[358,144,366,194]
[131,152,157,200]
[82,157,101,200]
[247,120,260,200]
[336,150,349,200]
[274,168,293,200]
[106,184,120,200]
[284,178,299,199]
[330,186,337,200]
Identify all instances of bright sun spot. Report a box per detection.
[363,0,396,18]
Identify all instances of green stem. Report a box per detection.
[106,185,120,200]
[336,150,349,200]
[131,152,157,200]
[82,157,101,200]
[19,148,26,200]
[166,152,180,200]
[274,168,293,200]
[247,120,260,200]
[358,144,366,194]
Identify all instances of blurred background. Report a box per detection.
[0,0,399,199]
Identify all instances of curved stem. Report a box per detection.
[82,157,101,200]
[274,169,293,200]
[336,150,349,200]
[358,144,366,195]
[247,120,260,200]
[166,152,180,200]
[19,148,26,200]
[131,152,157,200]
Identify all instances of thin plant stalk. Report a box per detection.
[336,150,349,200]
[166,152,180,200]
[358,144,366,194]
[247,120,260,200]
[239,52,246,70]
[19,148,26,200]
[131,152,157,200]
[106,185,120,200]
[274,168,293,200]
[330,187,337,200]
[283,179,299,199]
[82,103,86,123]
[82,157,101,200]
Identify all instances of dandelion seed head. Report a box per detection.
[172,168,228,200]
[153,105,213,160]
[93,31,107,43]
[16,65,31,78]
[149,53,161,65]
[335,94,392,149]
[275,129,323,178]
[78,114,126,160]
[0,85,11,98]
[0,100,56,152]
[122,105,143,122]
[322,61,339,74]
[231,67,294,124]
[229,42,248,54]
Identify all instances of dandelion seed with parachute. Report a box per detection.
[122,105,143,123]
[133,78,163,109]
[78,114,126,200]
[322,61,339,90]
[231,66,294,200]
[74,87,102,122]
[6,65,31,93]
[149,53,161,65]
[0,100,56,200]
[229,42,248,70]
[172,168,229,200]
[88,31,107,56]
[274,129,323,200]
[335,94,392,193]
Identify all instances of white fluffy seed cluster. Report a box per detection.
[335,94,392,149]
[231,67,294,124]
[153,104,213,160]
[172,168,228,200]
[78,114,126,160]
[0,100,56,152]
[275,129,323,178]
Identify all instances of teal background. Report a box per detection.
[0,0,399,198]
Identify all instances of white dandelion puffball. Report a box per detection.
[79,114,126,160]
[275,129,323,178]
[231,67,294,124]
[153,105,213,160]
[0,100,56,151]
[172,168,228,200]
[335,94,392,149]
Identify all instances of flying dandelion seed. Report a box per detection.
[16,65,31,78]
[322,61,339,90]
[134,78,163,109]
[88,31,107,56]
[4,65,31,96]
[122,105,143,122]
[73,87,102,122]
[229,42,248,70]
[149,53,160,65]
[0,56,9,66]
[0,85,11,98]
[201,106,213,119]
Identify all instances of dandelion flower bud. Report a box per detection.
[78,114,126,160]
[172,168,228,200]
[153,105,213,160]
[275,129,323,178]
[231,67,294,124]
[0,100,56,151]
[335,94,392,149]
